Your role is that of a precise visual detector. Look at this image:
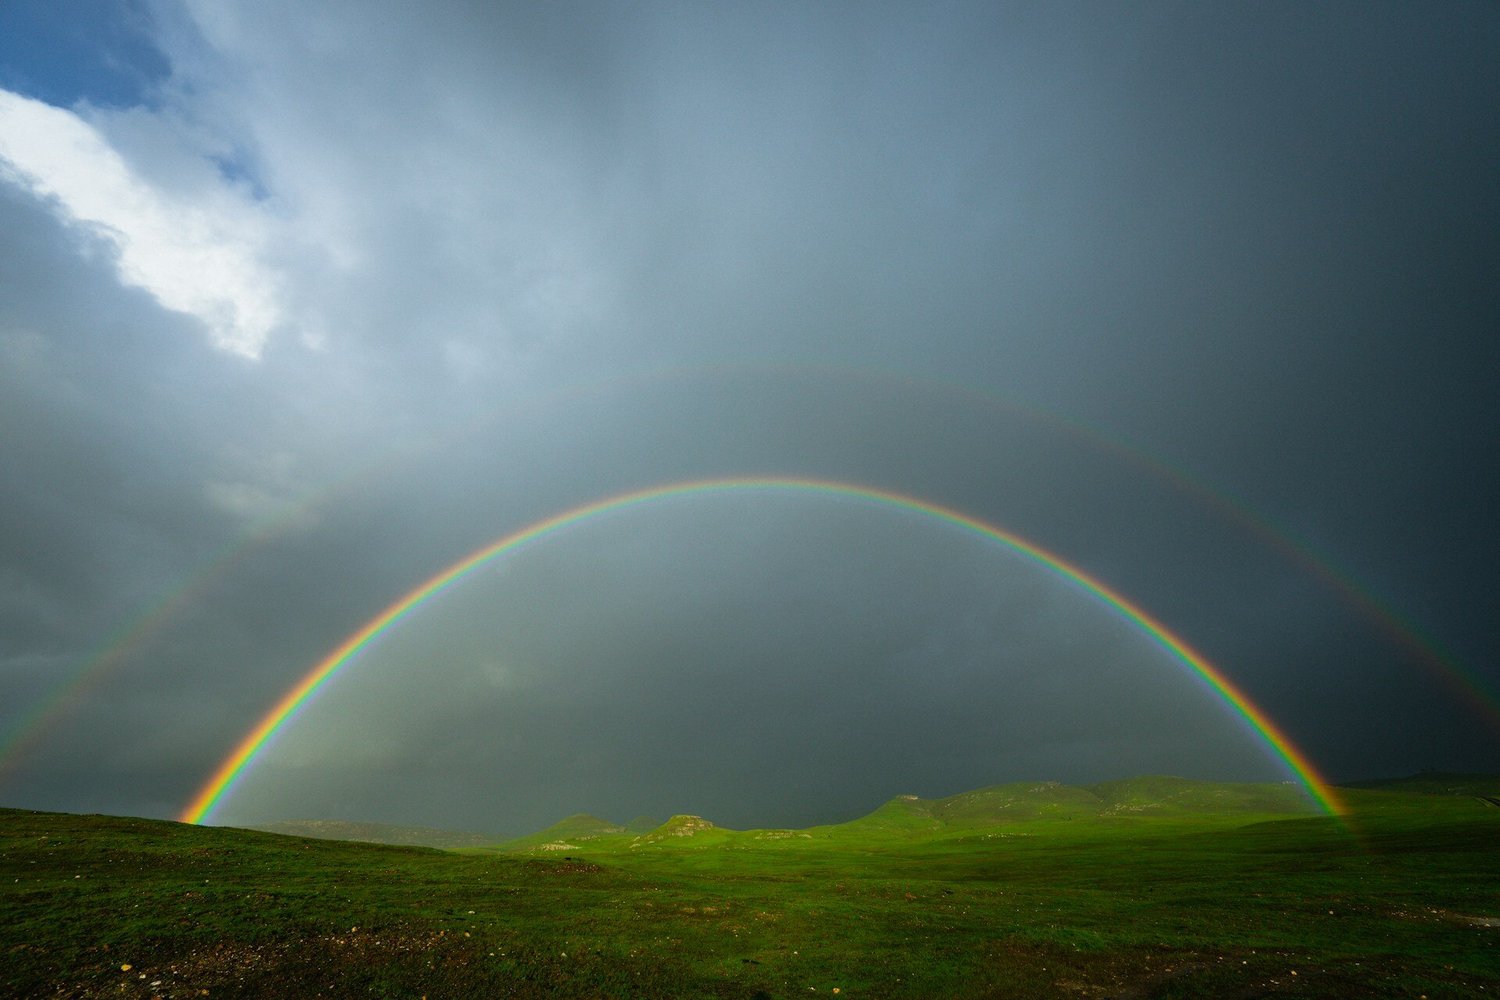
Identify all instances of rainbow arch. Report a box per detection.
[12,364,1491,795]
[180,476,1346,824]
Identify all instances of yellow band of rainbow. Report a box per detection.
[181,476,1345,823]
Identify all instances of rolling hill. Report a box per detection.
[237,774,1473,857]
[491,775,1322,853]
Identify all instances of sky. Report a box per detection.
[0,1,1496,837]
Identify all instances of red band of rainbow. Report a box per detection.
[181,477,1345,823]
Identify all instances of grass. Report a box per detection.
[3,781,1498,998]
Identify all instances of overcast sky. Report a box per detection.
[0,1,1495,836]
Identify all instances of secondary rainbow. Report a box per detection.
[14,365,1490,797]
[181,476,1346,823]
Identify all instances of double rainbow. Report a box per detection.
[181,476,1345,823]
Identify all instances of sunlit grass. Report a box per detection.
[3,784,1497,998]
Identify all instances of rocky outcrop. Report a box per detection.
[632,814,716,845]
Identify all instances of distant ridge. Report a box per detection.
[244,819,501,849]
[492,776,1325,853]
[494,813,627,852]
[492,813,717,852]
[244,775,1499,853]
[840,775,1318,836]
[1340,772,1500,798]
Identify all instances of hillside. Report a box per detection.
[491,812,626,852]
[4,788,1498,998]
[493,813,724,853]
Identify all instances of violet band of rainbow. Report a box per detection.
[181,476,1345,824]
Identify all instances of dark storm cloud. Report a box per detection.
[0,1,1495,835]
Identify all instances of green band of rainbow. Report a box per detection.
[181,476,1345,823]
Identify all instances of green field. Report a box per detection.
[4,776,1498,998]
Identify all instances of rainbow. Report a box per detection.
[11,366,1492,794]
[181,476,1346,823]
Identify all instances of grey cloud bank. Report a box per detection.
[0,1,1495,836]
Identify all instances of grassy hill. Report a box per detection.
[842,775,1314,830]
[492,812,627,851]
[5,780,1498,998]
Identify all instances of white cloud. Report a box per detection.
[0,89,282,358]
